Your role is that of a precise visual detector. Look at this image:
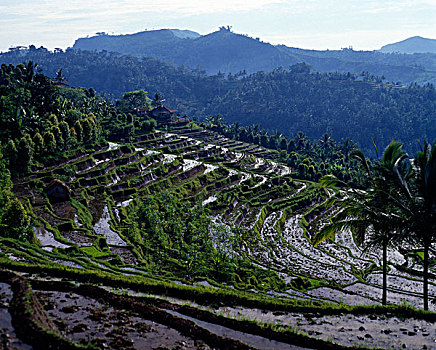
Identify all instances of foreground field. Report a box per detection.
[1,125,435,349]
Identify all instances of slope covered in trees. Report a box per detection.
[73,28,298,75]
[1,49,435,154]
[0,61,157,176]
[202,66,436,153]
[71,28,436,85]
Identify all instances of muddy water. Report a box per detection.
[117,198,133,207]
[165,309,309,350]
[204,163,219,174]
[94,284,436,350]
[183,159,201,172]
[37,290,207,350]
[202,195,217,206]
[107,142,121,151]
[0,282,33,349]
[33,227,70,249]
[306,286,376,305]
[216,306,436,350]
[163,153,177,164]
[93,206,127,246]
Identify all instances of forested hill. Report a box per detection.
[201,66,436,153]
[276,46,436,86]
[71,28,436,85]
[1,48,435,154]
[74,28,298,75]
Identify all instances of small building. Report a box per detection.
[148,105,178,124]
[134,106,149,117]
[44,179,71,203]
[52,81,70,88]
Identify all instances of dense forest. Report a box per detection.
[0,61,158,175]
[0,47,224,109]
[202,65,436,153]
[2,48,435,154]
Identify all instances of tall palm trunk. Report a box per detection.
[423,242,430,311]
[382,239,388,305]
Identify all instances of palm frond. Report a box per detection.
[350,149,371,174]
[312,218,367,246]
[319,174,342,189]
[372,138,379,158]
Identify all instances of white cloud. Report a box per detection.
[1,0,287,18]
[414,0,436,6]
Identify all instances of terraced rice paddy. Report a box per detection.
[1,125,435,349]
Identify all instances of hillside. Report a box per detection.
[1,65,436,349]
[201,67,436,153]
[1,49,435,154]
[74,29,185,56]
[2,123,436,350]
[277,45,436,85]
[72,28,436,85]
[380,36,436,54]
[74,28,298,74]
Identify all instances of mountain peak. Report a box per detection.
[380,36,436,54]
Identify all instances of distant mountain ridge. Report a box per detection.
[74,28,299,74]
[72,29,436,85]
[74,29,185,53]
[380,36,436,54]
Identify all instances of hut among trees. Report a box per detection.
[148,105,178,124]
[44,179,71,202]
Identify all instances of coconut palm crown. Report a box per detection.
[312,140,410,305]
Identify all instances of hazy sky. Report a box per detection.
[1,0,435,52]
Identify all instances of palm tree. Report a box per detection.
[55,68,66,83]
[313,140,409,305]
[152,93,164,108]
[319,133,335,153]
[339,138,357,162]
[403,141,436,310]
[24,61,37,83]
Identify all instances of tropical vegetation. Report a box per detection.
[0,62,435,349]
[1,49,436,154]
[313,140,436,310]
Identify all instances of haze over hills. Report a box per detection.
[74,28,299,75]
[2,28,436,154]
[380,36,436,54]
[72,28,436,85]
[167,29,201,39]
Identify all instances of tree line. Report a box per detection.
[2,49,436,155]
[203,114,365,186]
[0,62,156,177]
